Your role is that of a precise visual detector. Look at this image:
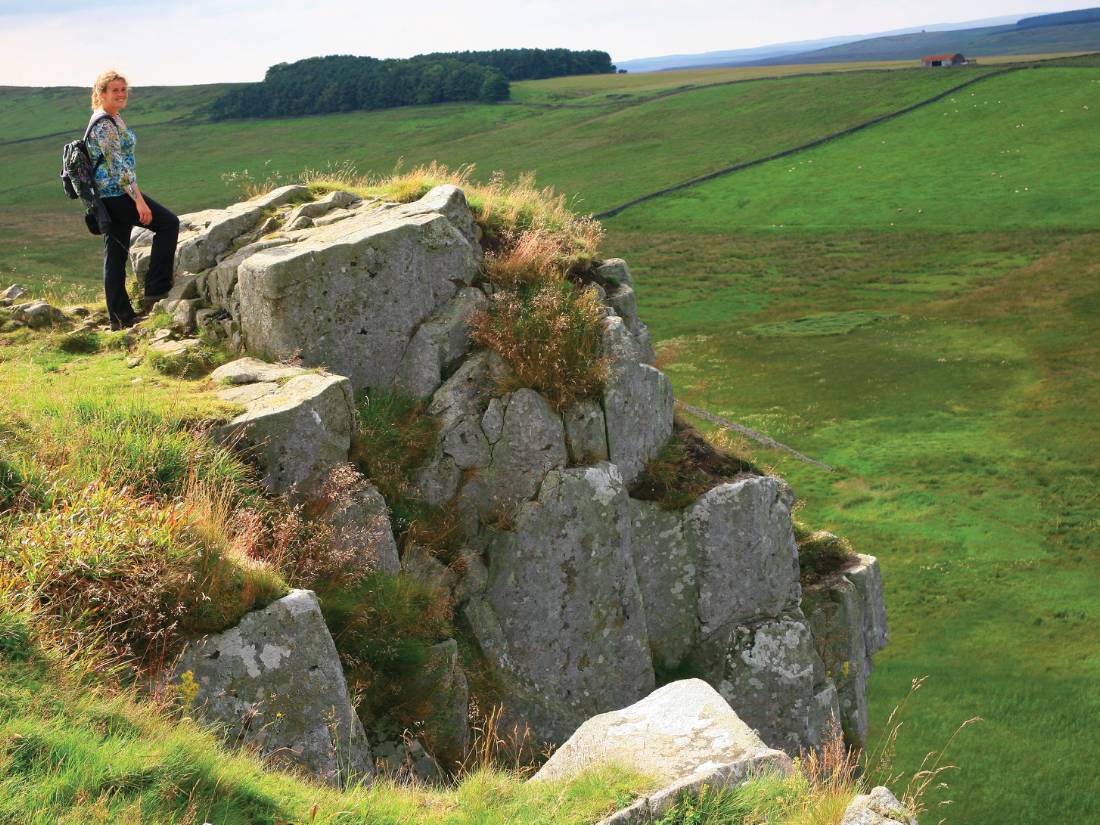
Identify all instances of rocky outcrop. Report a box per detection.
[236,185,480,393]
[602,315,674,485]
[167,185,889,765]
[534,680,790,825]
[802,554,889,748]
[841,787,917,825]
[466,463,653,744]
[173,589,373,787]
[211,358,355,497]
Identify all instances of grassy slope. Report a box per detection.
[615,68,1100,230]
[0,67,987,294]
[604,64,1100,824]
[766,21,1100,63]
[0,83,243,142]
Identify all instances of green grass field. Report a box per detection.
[2,60,1098,822]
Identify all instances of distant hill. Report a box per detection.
[750,19,1100,65]
[615,14,1025,72]
[1017,7,1100,27]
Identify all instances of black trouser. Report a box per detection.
[102,193,179,324]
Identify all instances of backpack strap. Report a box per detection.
[83,113,121,169]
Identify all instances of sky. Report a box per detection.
[0,0,1091,86]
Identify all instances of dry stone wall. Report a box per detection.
[159,185,888,777]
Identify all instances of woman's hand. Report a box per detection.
[136,196,153,226]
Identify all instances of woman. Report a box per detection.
[86,70,179,329]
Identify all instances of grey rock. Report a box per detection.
[401,184,479,244]
[595,258,634,288]
[807,680,843,751]
[481,397,505,444]
[286,215,314,231]
[214,370,355,497]
[456,388,568,530]
[533,679,788,786]
[842,787,918,825]
[602,316,673,485]
[171,298,202,332]
[319,466,399,575]
[1,284,27,300]
[602,260,655,365]
[236,185,480,393]
[802,553,887,748]
[178,184,312,272]
[466,463,654,744]
[701,612,819,753]
[371,736,443,785]
[208,238,292,313]
[163,273,200,303]
[628,498,696,670]
[394,287,487,400]
[173,589,373,787]
[847,554,889,658]
[218,381,281,405]
[687,477,801,635]
[562,399,609,465]
[13,301,65,329]
[148,337,202,360]
[195,307,223,332]
[413,639,470,765]
[211,356,304,385]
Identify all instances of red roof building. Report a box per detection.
[921,53,967,67]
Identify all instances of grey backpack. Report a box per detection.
[60,113,117,235]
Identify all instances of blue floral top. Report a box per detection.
[86,110,137,198]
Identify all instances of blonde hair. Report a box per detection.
[91,70,128,110]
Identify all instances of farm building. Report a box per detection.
[921,53,967,67]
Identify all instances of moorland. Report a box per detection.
[1,53,1098,823]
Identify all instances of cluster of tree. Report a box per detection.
[209,55,509,120]
[209,48,615,120]
[410,48,615,80]
[1016,7,1100,28]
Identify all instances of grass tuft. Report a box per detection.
[351,390,440,504]
[630,418,758,509]
[471,280,608,411]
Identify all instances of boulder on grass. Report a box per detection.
[213,359,355,497]
[173,589,373,787]
[534,679,791,825]
[841,786,918,825]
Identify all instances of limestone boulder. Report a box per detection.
[533,679,788,785]
[317,466,399,575]
[131,185,309,280]
[629,498,696,671]
[687,477,801,636]
[211,356,302,385]
[456,388,568,529]
[12,301,65,329]
[563,399,609,465]
[602,315,673,485]
[841,787,918,825]
[173,589,373,787]
[466,463,654,743]
[236,186,480,392]
[802,554,887,748]
[213,359,355,497]
[698,612,821,753]
[394,286,487,400]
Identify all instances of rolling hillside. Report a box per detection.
[1,58,1098,823]
[755,20,1100,64]
[0,64,991,293]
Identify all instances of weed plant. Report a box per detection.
[630,418,758,509]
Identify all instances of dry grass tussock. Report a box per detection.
[470,280,608,411]
[864,676,982,823]
[299,160,603,269]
